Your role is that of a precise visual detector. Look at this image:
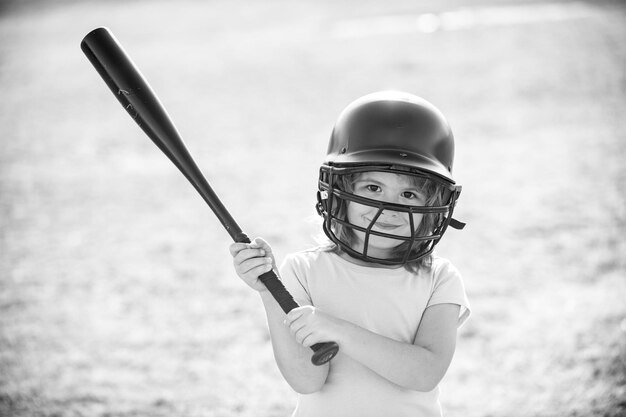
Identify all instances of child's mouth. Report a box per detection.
[365,217,402,230]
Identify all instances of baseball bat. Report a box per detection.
[80,27,338,366]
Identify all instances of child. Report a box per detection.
[229,91,470,417]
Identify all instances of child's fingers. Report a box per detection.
[295,329,313,346]
[228,242,249,257]
[251,237,274,255]
[286,305,313,323]
[286,308,314,339]
[229,241,267,257]
[228,238,276,293]
[289,322,315,346]
[286,317,306,337]
[232,246,266,264]
[287,315,306,332]
[238,256,273,275]
[286,310,303,323]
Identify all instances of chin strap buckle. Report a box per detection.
[316,191,329,216]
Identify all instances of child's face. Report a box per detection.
[346,171,426,259]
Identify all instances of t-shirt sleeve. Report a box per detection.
[427,259,471,327]
[278,254,313,306]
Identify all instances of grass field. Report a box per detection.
[1,1,625,416]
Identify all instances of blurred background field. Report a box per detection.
[1,0,625,416]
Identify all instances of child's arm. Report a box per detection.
[286,303,460,392]
[229,238,329,394]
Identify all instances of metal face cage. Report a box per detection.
[317,164,463,265]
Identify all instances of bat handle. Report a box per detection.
[258,269,339,365]
[236,233,339,365]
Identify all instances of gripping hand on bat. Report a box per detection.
[230,237,335,393]
[231,238,342,350]
[229,238,278,292]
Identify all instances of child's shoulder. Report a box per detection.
[429,255,462,279]
[430,255,455,268]
[281,245,337,270]
[284,245,335,263]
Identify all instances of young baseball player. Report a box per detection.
[230,91,470,416]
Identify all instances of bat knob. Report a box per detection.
[311,341,339,365]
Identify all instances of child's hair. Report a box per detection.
[327,169,446,272]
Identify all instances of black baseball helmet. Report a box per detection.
[317,91,465,265]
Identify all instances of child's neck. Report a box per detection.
[338,251,403,270]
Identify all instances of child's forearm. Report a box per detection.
[333,320,451,392]
[259,291,329,394]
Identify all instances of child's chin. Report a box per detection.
[357,237,406,257]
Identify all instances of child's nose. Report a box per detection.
[381,209,399,218]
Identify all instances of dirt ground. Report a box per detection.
[1,1,625,416]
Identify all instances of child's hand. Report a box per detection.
[229,237,276,292]
[286,306,341,347]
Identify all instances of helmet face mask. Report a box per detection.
[317,92,464,266]
[317,165,461,265]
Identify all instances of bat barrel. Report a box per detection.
[81,27,246,241]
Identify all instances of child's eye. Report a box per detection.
[366,185,381,192]
[402,191,426,202]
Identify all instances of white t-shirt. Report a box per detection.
[279,247,471,417]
